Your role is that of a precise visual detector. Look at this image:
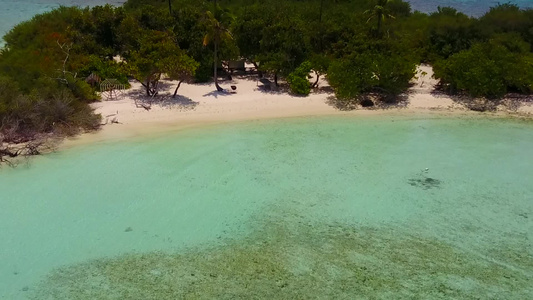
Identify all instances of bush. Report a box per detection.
[66,75,100,102]
[287,61,312,96]
[328,51,416,104]
[194,59,213,83]
[327,54,373,101]
[79,56,130,86]
[433,41,533,98]
[427,7,476,60]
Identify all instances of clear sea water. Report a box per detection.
[0,0,532,42]
[1,115,532,299]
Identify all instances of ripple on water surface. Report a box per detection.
[0,116,532,299]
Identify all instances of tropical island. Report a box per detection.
[1,0,532,165]
[1,2,533,299]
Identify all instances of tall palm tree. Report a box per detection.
[203,4,233,91]
[364,0,395,36]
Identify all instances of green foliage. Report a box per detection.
[0,77,100,141]
[328,48,416,103]
[123,30,197,96]
[194,56,215,83]
[309,54,330,74]
[433,42,533,98]
[308,54,331,88]
[364,0,397,36]
[489,32,531,53]
[170,5,212,82]
[257,18,310,79]
[78,56,129,85]
[203,7,235,89]
[386,0,412,18]
[65,75,99,102]
[328,54,375,101]
[287,61,312,95]
[165,50,199,84]
[232,4,269,63]
[0,6,111,143]
[477,4,532,41]
[426,7,476,60]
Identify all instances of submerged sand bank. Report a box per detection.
[64,65,533,148]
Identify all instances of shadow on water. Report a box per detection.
[29,205,533,299]
[408,174,442,190]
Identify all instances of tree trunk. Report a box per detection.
[214,42,223,91]
[274,72,279,87]
[319,0,324,24]
[173,80,183,98]
[145,79,151,96]
[318,0,325,52]
[168,0,172,14]
[151,80,159,99]
[252,61,262,78]
[313,71,320,88]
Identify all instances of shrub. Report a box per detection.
[328,52,415,104]
[433,42,533,98]
[287,61,312,96]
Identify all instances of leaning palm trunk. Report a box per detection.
[203,2,233,92]
[214,42,223,91]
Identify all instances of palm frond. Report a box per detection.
[203,34,211,46]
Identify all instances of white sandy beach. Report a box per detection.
[68,65,533,147]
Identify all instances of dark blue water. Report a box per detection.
[408,0,532,17]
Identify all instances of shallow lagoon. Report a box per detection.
[1,115,532,299]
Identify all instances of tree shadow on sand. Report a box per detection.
[325,93,409,111]
[202,89,235,99]
[128,89,199,111]
[430,86,533,113]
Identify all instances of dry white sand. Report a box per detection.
[65,65,533,147]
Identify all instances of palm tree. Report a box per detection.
[203,2,233,92]
[364,0,395,36]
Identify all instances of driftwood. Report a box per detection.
[100,112,123,125]
[0,119,58,167]
[53,40,77,84]
[0,139,56,167]
[134,98,152,111]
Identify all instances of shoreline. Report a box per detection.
[62,65,533,150]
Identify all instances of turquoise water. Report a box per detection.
[1,115,532,299]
